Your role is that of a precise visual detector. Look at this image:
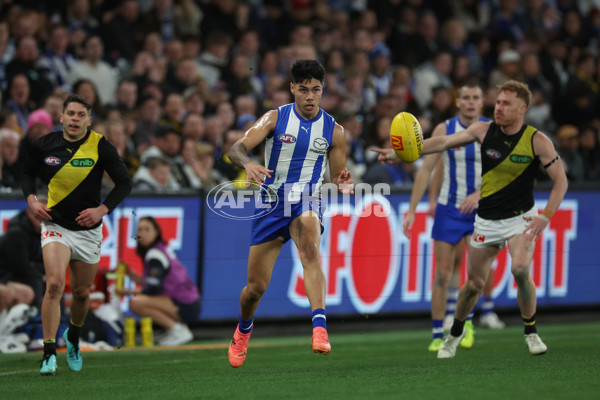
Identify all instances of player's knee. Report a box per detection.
[129,297,142,314]
[466,278,485,293]
[16,286,35,305]
[0,286,15,308]
[298,242,319,265]
[245,284,266,303]
[45,277,65,299]
[434,269,452,287]
[511,264,530,286]
[71,284,91,301]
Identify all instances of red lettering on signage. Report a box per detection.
[350,203,392,305]
[406,211,428,293]
[548,208,575,295]
[327,214,352,294]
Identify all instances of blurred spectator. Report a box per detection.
[180,138,209,189]
[114,79,138,114]
[140,0,176,43]
[488,0,527,44]
[539,37,569,99]
[423,86,455,128]
[181,112,206,142]
[0,196,47,309]
[66,0,99,34]
[556,124,585,182]
[133,95,161,153]
[579,126,600,181]
[0,128,20,189]
[101,0,143,62]
[69,35,117,105]
[173,0,203,38]
[0,20,15,91]
[72,79,103,119]
[140,125,189,188]
[368,42,393,99]
[233,29,261,75]
[160,93,185,132]
[183,88,206,115]
[448,0,491,34]
[215,101,236,131]
[4,73,34,132]
[224,53,262,100]
[197,32,233,90]
[166,57,200,94]
[133,156,181,191]
[42,94,64,131]
[413,51,453,110]
[37,25,77,91]
[236,113,256,132]
[553,80,598,128]
[14,109,52,185]
[234,95,258,118]
[5,36,53,107]
[103,119,140,179]
[0,108,21,133]
[489,49,522,88]
[410,11,441,67]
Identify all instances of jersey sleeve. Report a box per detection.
[20,139,43,198]
[98,137,132,213]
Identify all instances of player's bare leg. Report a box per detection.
[429,240,456,351]
[290,211,330,354]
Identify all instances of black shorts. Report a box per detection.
[174,299,201,324]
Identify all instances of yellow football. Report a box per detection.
[390,112,423,163]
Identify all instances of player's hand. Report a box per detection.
[402,210,415,238]
[428,199,437,218]
[76,204,108,227]
[337,169,354,194]
[244,161,273,187]
[115,288,129,297]
[29,200,52,221]
[459,191,480,214]
[370,147,398,165]
[522,215,549,242]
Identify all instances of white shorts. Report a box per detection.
[470,207,538,249]
[41,221,103,264]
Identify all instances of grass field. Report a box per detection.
[1,321,599,400]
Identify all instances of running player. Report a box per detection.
[22,95,131,375]
[226,59,353,368]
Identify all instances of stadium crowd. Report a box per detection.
[0,0,600,194]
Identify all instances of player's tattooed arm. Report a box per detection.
[228,142,252,168]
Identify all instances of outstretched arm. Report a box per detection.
[422,121,489,155]
[228,110,277,186]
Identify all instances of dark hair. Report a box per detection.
[291,59,325,84]
[136,216,165,256]
[63,94,92,113]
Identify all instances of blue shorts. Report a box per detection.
[431,203,476,245]
[174,299,201,324]
[250,197,323,245]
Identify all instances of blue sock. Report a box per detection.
[312,308,327,329]
[467,311,474,322]
[481,296,494,316]
[238,316,253,334]
[432,319,444,339]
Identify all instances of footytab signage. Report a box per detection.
[201,191,600,320]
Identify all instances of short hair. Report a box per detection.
[291,59,325,84]
[497,80,532,108]
[63,94,92,113]
[457,77,483,97]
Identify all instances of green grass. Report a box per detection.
[1,322,599,400]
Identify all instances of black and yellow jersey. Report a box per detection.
[21,129,132,230]
[478,123,540,220]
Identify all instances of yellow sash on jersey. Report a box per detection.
[47,130,102,208]
[481,126,537,199]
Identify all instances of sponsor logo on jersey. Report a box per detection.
[310,137,328,154]
[485,149,501,159]
[280,134,297,144]
[70,158,95,167]
[510,154,533,163]
[44,156,61,166]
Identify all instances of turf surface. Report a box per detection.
[1,321,598,400]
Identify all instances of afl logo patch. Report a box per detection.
[280,134,297,144]
[45,156,61,166]
[485,149,501,159]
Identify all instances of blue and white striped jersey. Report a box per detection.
[437,116,489,208]
[263,103,335,202]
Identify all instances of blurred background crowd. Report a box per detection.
[0,0,600,194]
